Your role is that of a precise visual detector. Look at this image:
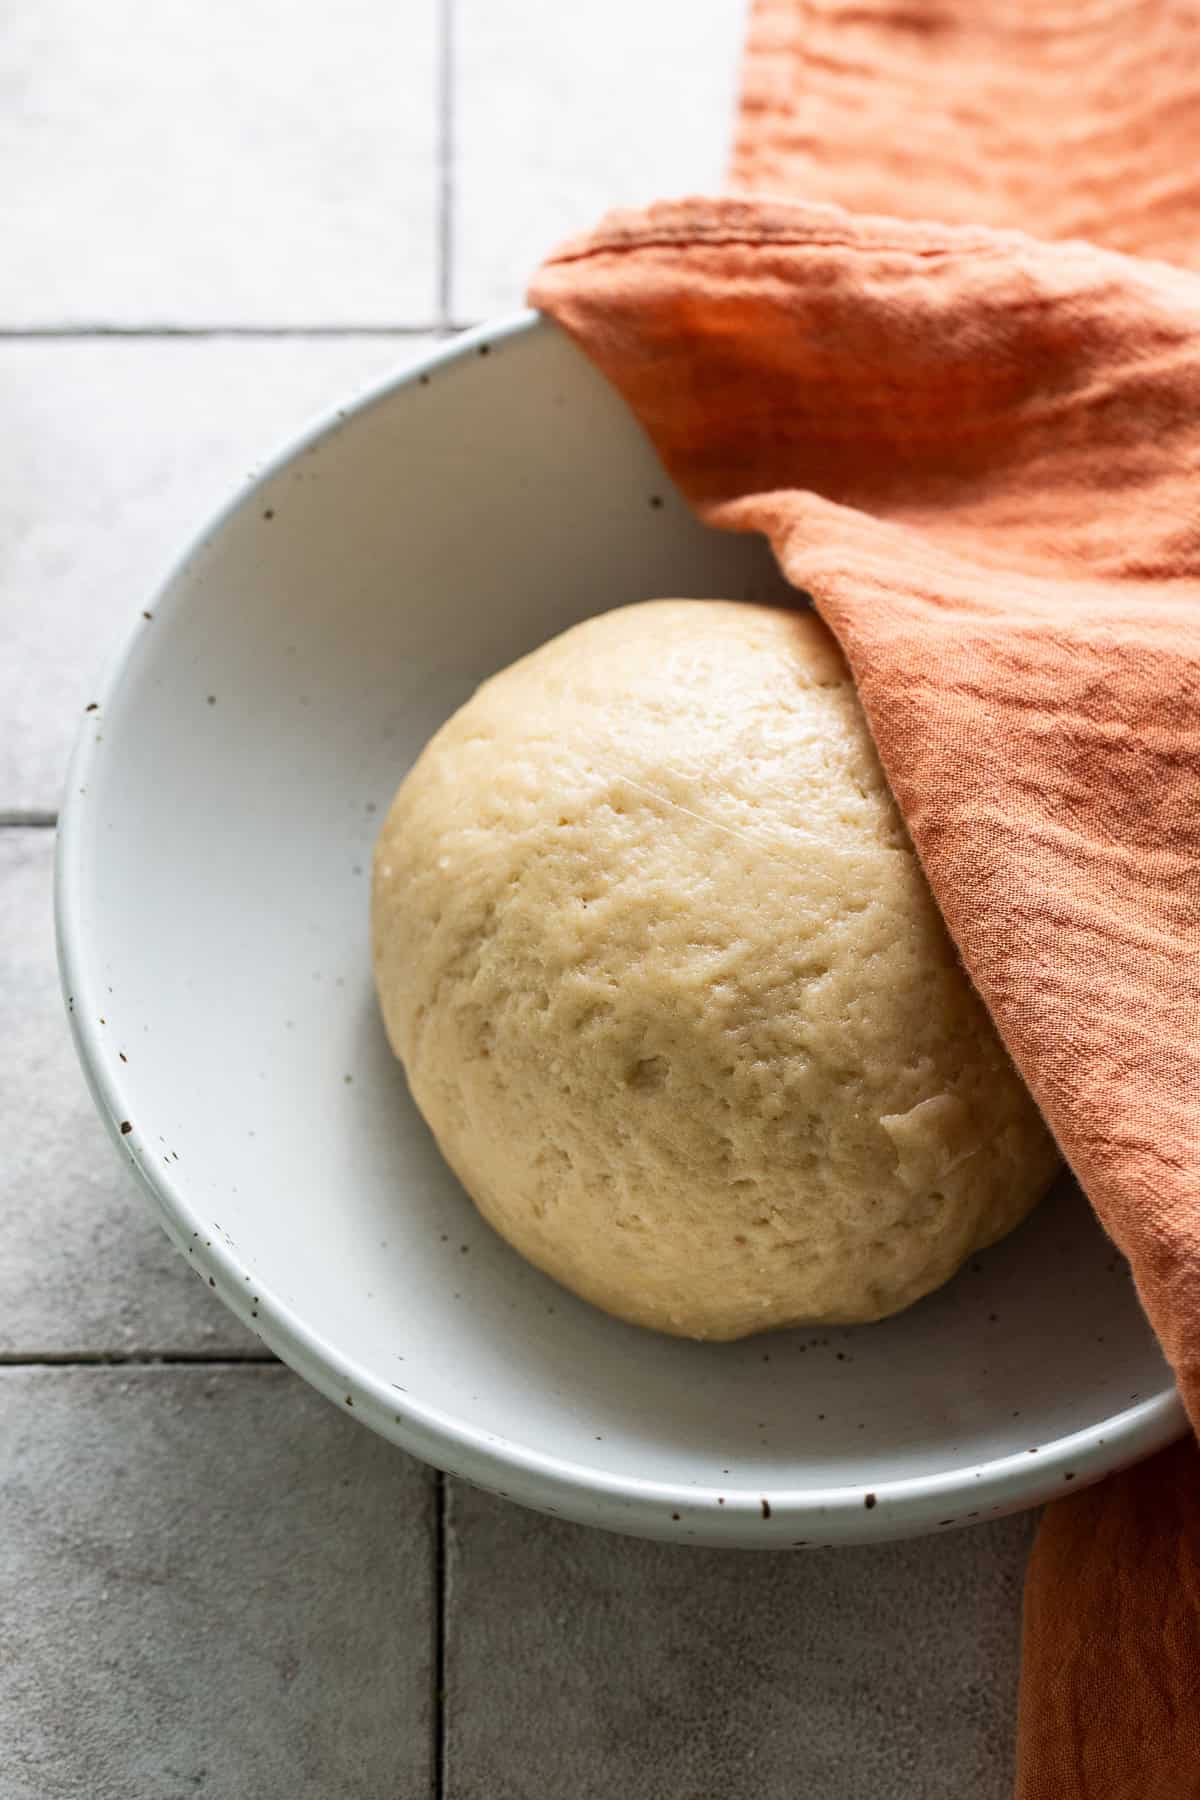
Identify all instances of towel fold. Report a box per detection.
[530,3,1200,1791]
[534,198,1200,1421]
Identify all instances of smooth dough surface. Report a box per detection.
[372,600,1059,1339]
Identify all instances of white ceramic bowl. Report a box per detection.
[58,315,1184,1546]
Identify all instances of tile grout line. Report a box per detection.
[434,1470,447,1799]
[7,0,461,1598]
[436,0,455,328]
[0,323,469,340]
[0,1351,277,1368]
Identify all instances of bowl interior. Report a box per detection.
[62,317,1179,1544]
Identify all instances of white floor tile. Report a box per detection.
[446,1480,1033,1800]
[454,0,748,319]
[0,335,438,812]
[1,1364,435,1799]
[0,0,438,327]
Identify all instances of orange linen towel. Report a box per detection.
[529,2,1200,1793]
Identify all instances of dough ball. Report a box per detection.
[372,600,1058,1339]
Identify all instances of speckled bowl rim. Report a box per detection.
[55,312,1188,1546]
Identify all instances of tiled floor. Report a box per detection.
[2,4,1032,1795]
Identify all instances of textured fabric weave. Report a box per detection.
[529,4,1200,1793]
[732,0,1200,267]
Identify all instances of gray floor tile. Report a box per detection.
[0,1364,435,1800]
[1,0,438,327]
[454,0,747,320]
[446,1482,1034,1800]
[2,827,261,1355]
[0,335,438,812]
